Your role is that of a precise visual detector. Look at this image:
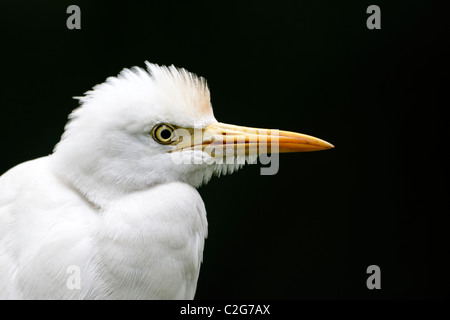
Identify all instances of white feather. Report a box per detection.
[0,62,252,299]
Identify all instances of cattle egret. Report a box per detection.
[0,62,333,299]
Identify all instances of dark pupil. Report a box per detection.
[160,128,172,140]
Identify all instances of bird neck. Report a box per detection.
[49,153,143,208]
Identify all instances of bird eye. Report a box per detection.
[152,124,175,144]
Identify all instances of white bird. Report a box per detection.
[0,62,333,299]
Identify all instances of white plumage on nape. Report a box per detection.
[0,62,333,299]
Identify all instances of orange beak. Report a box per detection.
[172,122,334,157]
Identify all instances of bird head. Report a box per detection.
[52,62,333,206]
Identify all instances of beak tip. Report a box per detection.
[318,139,334,150]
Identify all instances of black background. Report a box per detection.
[0,1,448,299]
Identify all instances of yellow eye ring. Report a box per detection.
[152,124,175,144]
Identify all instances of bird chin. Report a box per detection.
[169,153,254,188]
